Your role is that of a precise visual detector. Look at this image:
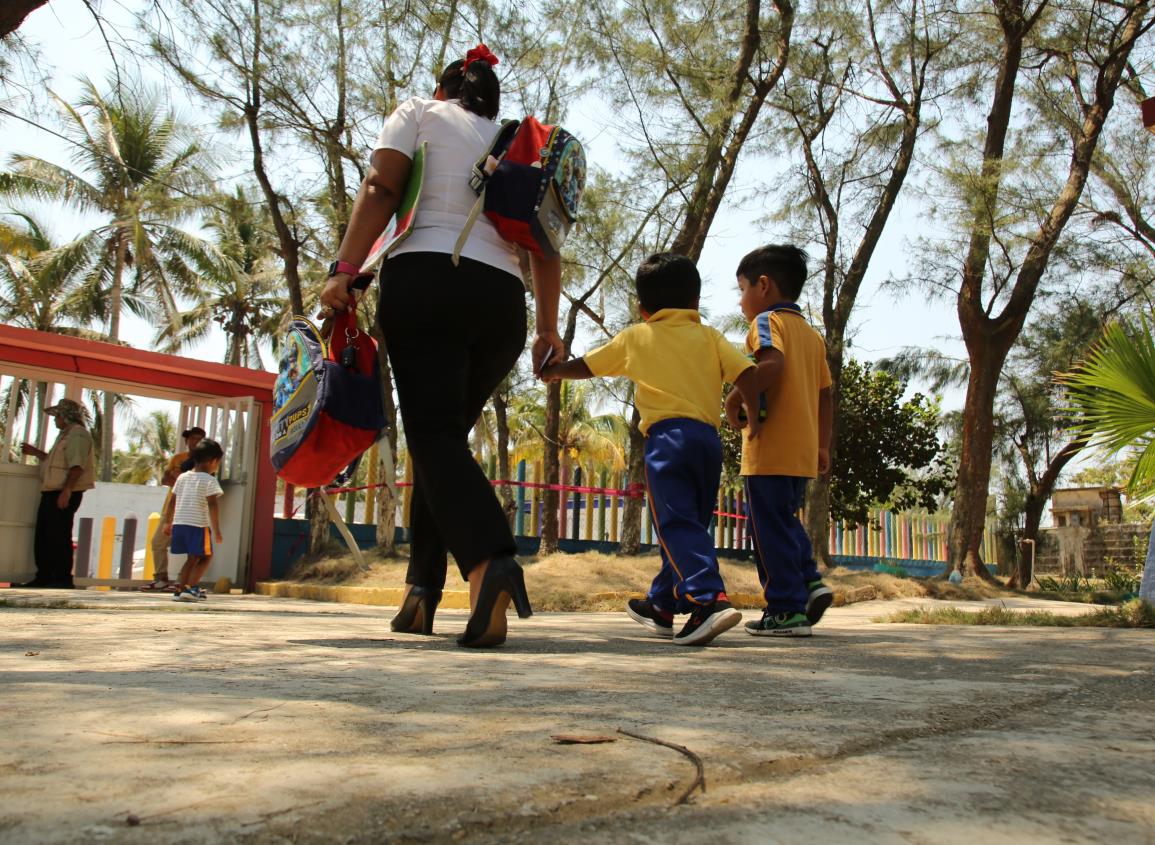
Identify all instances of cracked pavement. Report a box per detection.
[2,591,1154,844]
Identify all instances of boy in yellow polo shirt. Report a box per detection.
[726,244,834,637]
[541,253,762,646]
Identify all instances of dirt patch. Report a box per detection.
[282,549,1007,611]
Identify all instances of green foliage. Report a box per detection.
[831,360,954,526]
[1062,320,1155,499]
[720,358,953,525]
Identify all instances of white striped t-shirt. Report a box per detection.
[171,471,224,528]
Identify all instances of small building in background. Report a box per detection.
[1051,486,1124,528]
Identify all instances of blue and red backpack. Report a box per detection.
[453,116,586,263]
[269,299,385,488]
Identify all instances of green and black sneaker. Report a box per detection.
[745,611,812,637]
[805,580,835,625]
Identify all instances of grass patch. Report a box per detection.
[881,599,1155,628]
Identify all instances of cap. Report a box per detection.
[44,398,88,423]
[181,426,207,439]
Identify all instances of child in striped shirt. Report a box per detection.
[163,439,225,602]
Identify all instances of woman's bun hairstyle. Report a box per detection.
[440,44,500,120]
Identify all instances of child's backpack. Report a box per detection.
[269,296,385,489]
[452,116,586,264]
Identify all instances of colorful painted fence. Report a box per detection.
[297,459,997,567]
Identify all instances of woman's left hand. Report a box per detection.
[532,329,565,376]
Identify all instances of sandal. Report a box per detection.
[138,580,176,593]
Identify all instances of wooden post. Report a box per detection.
[515,460,527,536]
[571,467,582,541]
[531,460,543,538]
[365,443,378,524]
[282,482,295,519]
[598,468,608,541]
[402,459,413,529]
[610,473,620,543]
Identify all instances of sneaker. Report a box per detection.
[745,611,812,637]
[192,587,208,601]
[626,599,674,638]
[173,589,198,603]
[672,598,742,646]
[805,580,835,625]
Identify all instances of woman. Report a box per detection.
[320,45,563,647]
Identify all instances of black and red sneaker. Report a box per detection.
[672,595,742,646]
[626,598,674,638]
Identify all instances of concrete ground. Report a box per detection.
[1,590,1154,845]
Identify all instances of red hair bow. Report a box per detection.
[465,44,499,68]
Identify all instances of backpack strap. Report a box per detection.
[452,119,521,267]
[451,195,486,267]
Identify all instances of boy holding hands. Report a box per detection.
[727,245,834,637]
[542,253,763,645]
[163,439,225,603]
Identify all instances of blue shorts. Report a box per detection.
[171,524,214,557]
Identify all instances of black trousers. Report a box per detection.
[34,490,83,584]
[378,252,527,588]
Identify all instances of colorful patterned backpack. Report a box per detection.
[269,296,385,489]
[453,116,586,263]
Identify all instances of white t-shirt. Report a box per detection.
[171,471,224,528]
[374,97,520,274]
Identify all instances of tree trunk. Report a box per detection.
[805,474,833,569]
[619,406,646,555]
[950,0,1147,578]
[493,390,515,526]
[669,0,792,261]
[100,231,128,482]
[307,491,330,556]
[1009,439,1083,588]
[372,324,398,554]
[540,380,562,554]
[947,346,1005,580]
[0,0,48,38]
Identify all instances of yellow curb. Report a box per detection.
[255,582,472,609]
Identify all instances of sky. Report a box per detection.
[2,0,972,423]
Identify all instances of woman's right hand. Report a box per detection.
[532,329,565,376]
[320,273,354,314]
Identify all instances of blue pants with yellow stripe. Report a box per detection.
[644,418,727,612]
[744,475,820,614]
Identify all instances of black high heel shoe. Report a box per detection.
[390,585,442,635]
[458,557,533,648]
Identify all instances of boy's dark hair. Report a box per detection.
[737,244,809,301]
[437,58,500,119]
[635,252,701,314]
[192,439,224,465]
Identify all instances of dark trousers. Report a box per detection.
[744,476,820,613]
[378,252,526,588]
[644,418,727,610]
[34,490,83,584]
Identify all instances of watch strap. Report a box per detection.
[329,260,360,277]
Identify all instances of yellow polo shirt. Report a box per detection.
[583,309,754,434]
[740,304,832,478]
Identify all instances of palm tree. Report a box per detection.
[0,78,215,479]
[1062,320,1155,497]
[1062,319,1155,602]
[0,210,103,449]
[115,410,178,484]
[156,188,287,368]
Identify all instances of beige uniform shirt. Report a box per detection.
[41,424,96,492]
